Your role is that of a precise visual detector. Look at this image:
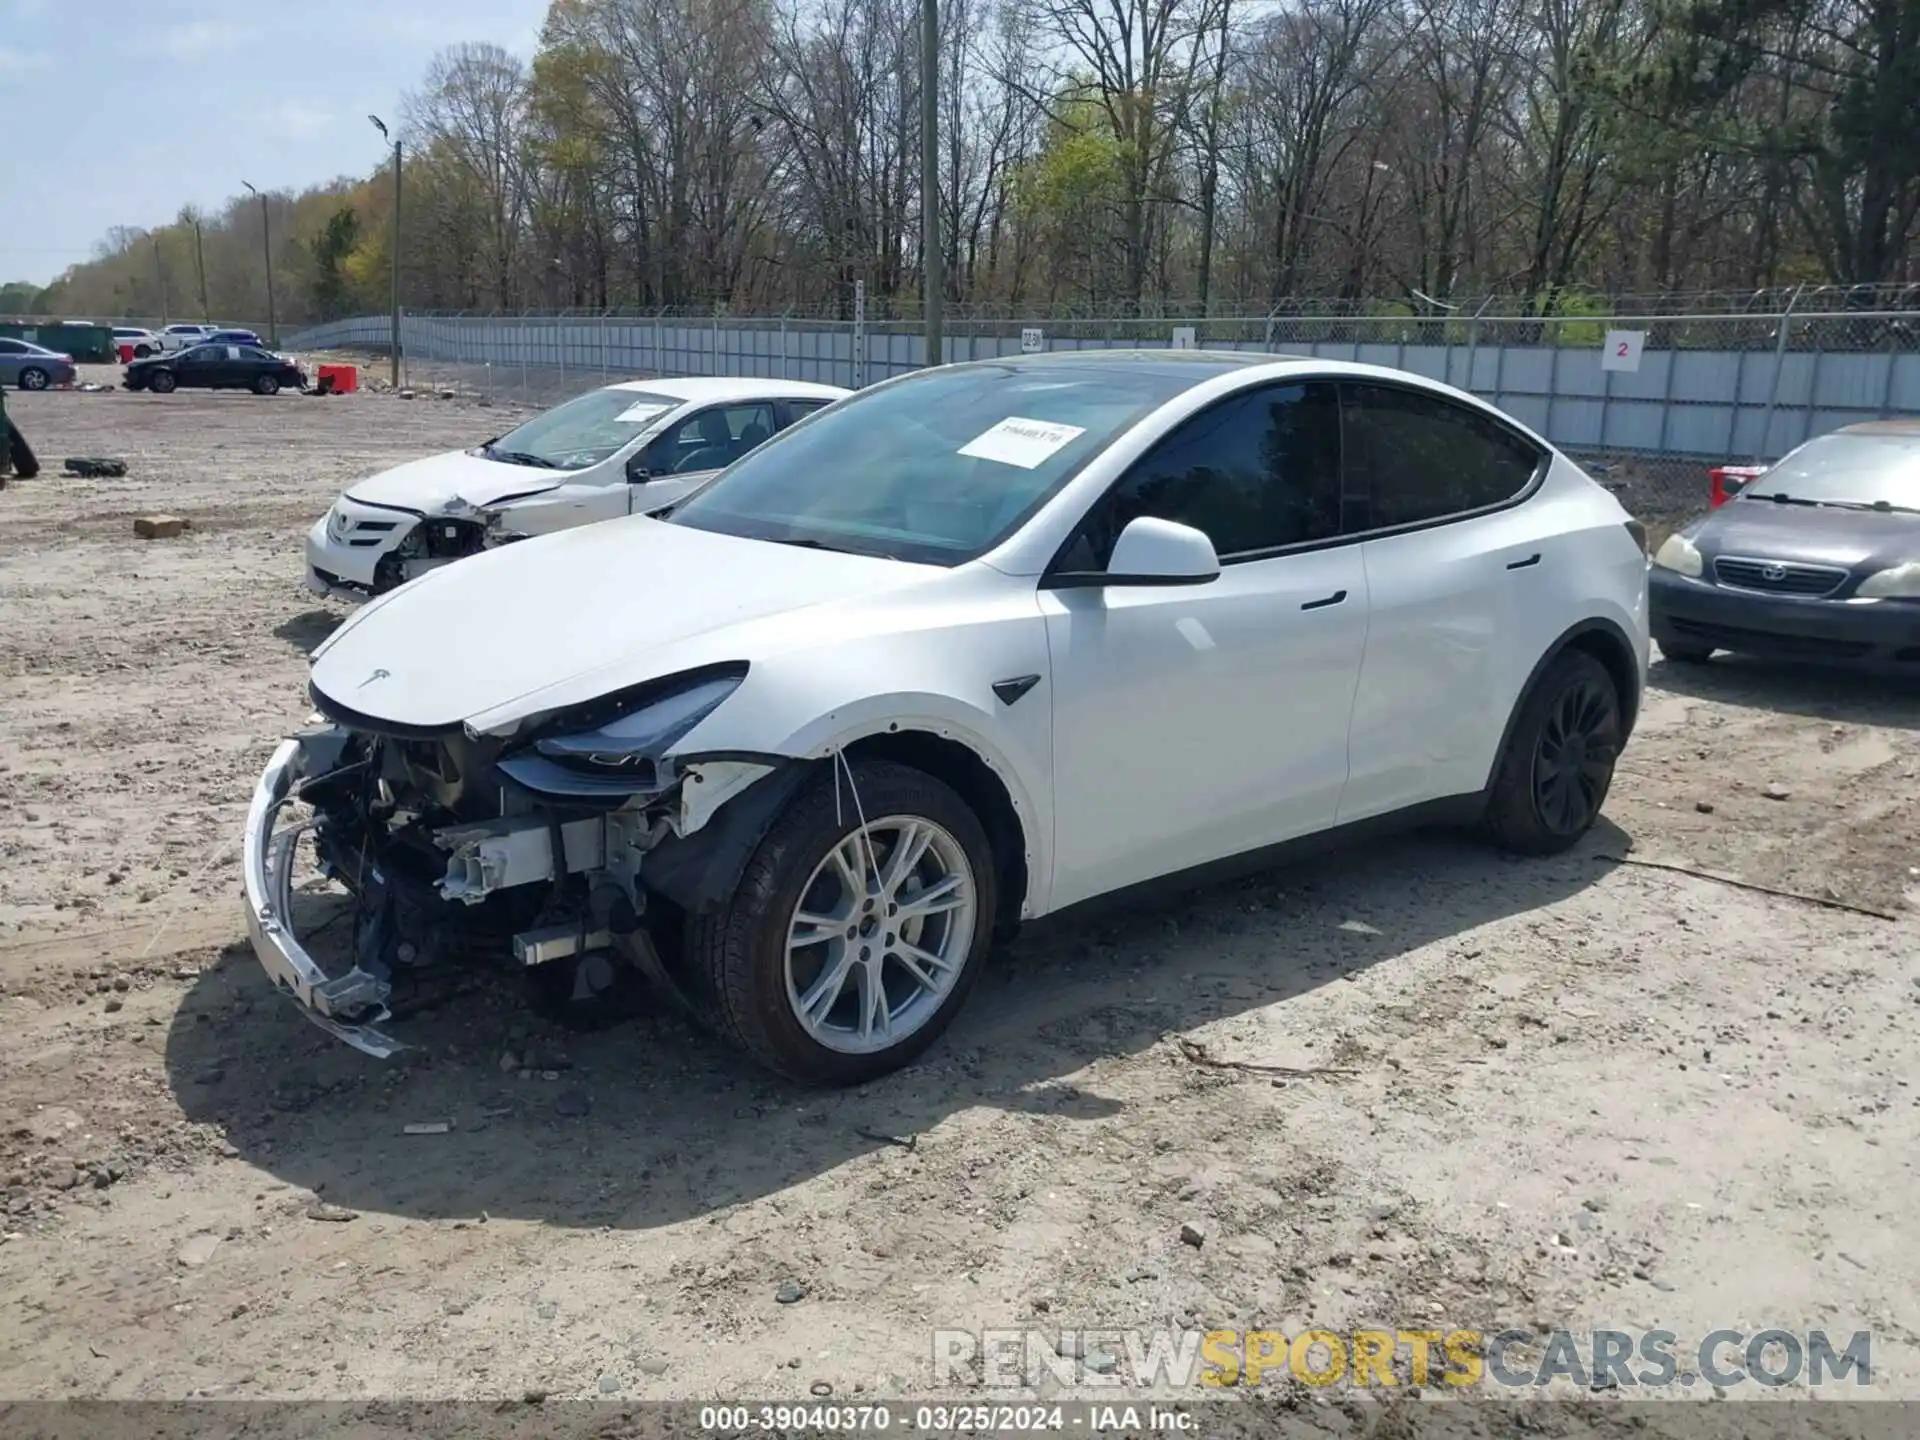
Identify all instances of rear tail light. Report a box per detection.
[1624,519,1648,556]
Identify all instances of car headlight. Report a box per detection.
[1856,561,1920,599]
[493,666,749,795]
[1651,534,1704,577]
[325,501,350,541]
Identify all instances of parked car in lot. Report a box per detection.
[156,323,220,352]
[111,326,163,358]
[123,343,306,395]
[246,351,1649,1082]
[0,338,76,390]
[304,375,849,598]
[201,328,266,348]
[1651,420,1920,672]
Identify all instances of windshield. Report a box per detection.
[668,361,1213,564]
[1744,433,1920,510]
[484,388,682,471]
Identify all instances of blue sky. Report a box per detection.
[0,0,548,286]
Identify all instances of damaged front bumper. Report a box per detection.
[242,737,405,1058]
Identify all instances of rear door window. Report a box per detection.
[1340,383,1543,529]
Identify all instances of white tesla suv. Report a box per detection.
[245,351,1649,1083]
[305,375,849,598]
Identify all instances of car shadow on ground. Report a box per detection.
[273,609,342,656]
[162,821,1623,1230]
[1651,653,1920,730]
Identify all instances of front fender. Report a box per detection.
[670,691,1053,918]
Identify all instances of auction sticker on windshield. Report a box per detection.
[617,402,673,424]
[959,417,1087,469]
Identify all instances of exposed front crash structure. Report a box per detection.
[243,666,799,1057]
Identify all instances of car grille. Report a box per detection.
[1711,556,1849,598]
[345,520,400,548]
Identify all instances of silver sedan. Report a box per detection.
[0,339,77,391]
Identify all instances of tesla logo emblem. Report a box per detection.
[358,668,391,688]
[1760,563,1788,581]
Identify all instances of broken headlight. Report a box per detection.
[496,665,748,798]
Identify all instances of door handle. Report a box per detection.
[1505,553,1542,570]
[1300,590,1348,611]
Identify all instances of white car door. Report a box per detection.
[1040,379,1370,909]
[1335,380,1558,823]
[626,400,779,515]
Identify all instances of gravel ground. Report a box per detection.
[1,369,1917,1419]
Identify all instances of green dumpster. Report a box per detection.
[0,321,117,364]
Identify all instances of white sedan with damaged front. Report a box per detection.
[305,375,848,598]
[245,350,1649,1084]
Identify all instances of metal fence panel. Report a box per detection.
[280,308,1920,465]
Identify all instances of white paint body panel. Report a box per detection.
[1041,546,1367,909]
[305,355,1649,924]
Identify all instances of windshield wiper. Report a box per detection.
[482,445,559,469]
[765,535,904,561]
[1749,492,1920,515]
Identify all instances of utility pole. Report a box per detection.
[370,116,402,388]
[242,181,278,346]
[191,216,209,321]
[920,0,942,368]
[149,233,170,324]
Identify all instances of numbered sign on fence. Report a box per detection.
[1021,327,1045,353]
[1602,329,1646,373]
[1171,326,1197,350]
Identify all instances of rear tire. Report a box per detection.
[687,759,997,1085]
[254,374,280,396]
[18,367,49,391]
[1482,649,1623,856]
[148,370,176,394]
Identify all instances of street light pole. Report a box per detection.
[920,0,942,368]
[242,181,278,347]
[370,116,402,388]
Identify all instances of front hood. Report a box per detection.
[343,450,562,513]
[1696,498,1920,571]
[310,518,934,732]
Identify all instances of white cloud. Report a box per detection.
[274,102,336,140]
[0,46,50,74]
[157,21,249,59]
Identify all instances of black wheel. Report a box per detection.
[687,758,998,1085]
[147,370,176,394]
[18,367,49,391]
[1483,649,1622,856]
[134,344,153,359]
[1658,640,1714,664]
[253,374,280,396]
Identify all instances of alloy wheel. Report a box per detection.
[783,814,977,1055]
[1532,677,1618,836]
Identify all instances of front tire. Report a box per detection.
[148,370,177,394]
[134,344,153,359]
[1483,649,1622,856]
[254,374,280,396]
[688,759,997,1085]
[18,367,49,391]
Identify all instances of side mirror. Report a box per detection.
[626,453,652,484]
[1046,516,1221,590]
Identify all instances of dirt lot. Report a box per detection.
[1,368,1918,1414]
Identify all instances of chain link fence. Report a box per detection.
[282,305,1920,532]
